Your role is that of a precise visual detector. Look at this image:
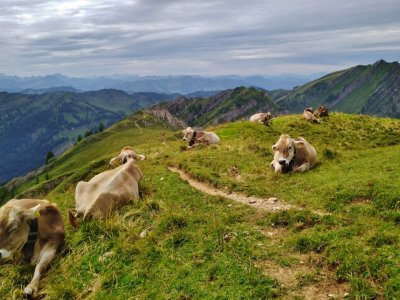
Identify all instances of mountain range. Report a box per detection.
[0,73,317,94]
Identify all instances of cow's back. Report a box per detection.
[75,161,142,219]
[250,113,264,122]
[205,131,220,144]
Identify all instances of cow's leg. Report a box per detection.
[294,163,310,173]
[24,244,57,297]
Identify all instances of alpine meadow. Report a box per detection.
[1,107,399,299]
[1,1,400,299]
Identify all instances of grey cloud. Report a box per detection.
[0,0,399,76]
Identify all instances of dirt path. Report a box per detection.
[169,166,297,212]
[168,166,328,216]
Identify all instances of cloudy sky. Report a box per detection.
[0,0,399,76]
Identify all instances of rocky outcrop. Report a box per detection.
[145,108,186,128]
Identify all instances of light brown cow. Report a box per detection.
[303,107,320,123]
[182,127,220,148]
[73,147,144,221]
[314,105,329,118]
[250,112,273,125]
[0,199,64,297]
[110,146,145,166]
[270,134,317,173]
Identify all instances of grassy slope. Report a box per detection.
[1,112,400,299]
[277,61,400,117]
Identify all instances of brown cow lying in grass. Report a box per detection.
[270,134,317,173]
[303,107,320,123]
[0,199,64,297]
[314,105,329,118]
[250,112,273,125]
[182,127,220,148]
[71,147,144,223]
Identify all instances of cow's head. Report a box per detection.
[271,134,305,173]
[262,112,272,125]
[182,127,194,141]
[0,204,40,259]
[315,105,328,116]
[110,146,145,166]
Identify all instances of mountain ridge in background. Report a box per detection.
[155,86,279,127]
[278,60,400,117]
[0,73,317,94]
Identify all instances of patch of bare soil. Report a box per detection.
[266,259,350,300]
[257,227,349,299]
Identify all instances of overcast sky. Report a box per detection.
[0,0,399,77]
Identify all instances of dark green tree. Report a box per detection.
[84,130,93,138]
[98,122,105,133]
[45,151,55,164]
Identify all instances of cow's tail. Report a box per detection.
[68,209,79,229]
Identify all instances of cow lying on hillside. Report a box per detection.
[303,107,320,123]
[0,199,64,297]
[72,147,144,222]
[314,105,329,118]
[250,112,273,125]
[182,127,220,148]
[270,134,317,173]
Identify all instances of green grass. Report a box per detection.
[1,112,400,299]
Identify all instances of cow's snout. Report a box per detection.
[278,159,287,165]
[182,137,187,141]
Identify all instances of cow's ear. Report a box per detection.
[110,157,119,166]
[137,154,145,161]
[9,207,21,222]
[294,141,305,148]
[272,144,277,151]
[181,130,185,134]
[23,204,41,221]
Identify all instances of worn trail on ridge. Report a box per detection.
[168,166,327,215]
[168,166,290,211]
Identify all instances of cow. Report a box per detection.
[314,105,329,118]
[109,146,145,166]
[270,134,317,173]
[0,199,65,297]
[250,112,273,125]
[72,147,145,222]
[303,107,320,123]
[182,127,220,148]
